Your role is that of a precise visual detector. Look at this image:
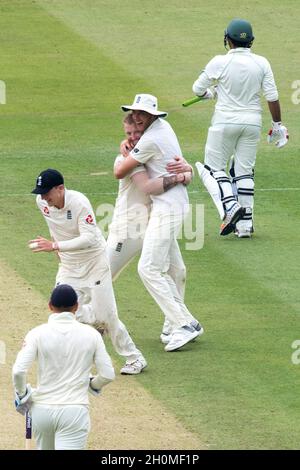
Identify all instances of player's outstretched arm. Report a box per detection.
[166,155,193,175]
[132,171,189,196]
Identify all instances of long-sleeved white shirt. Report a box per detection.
[12,312,115,405]
[109,155,151,240]
[193,48,278,126]
[36,189,106,265]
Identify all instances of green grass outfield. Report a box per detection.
[1,0,300,449]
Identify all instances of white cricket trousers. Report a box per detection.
[138,210,195,330]
[106,234,186,299]
[106,236,144,281]
[31,404,90,450]
[56,250,143,363]
[204,123,261,174]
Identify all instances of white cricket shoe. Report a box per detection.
[220,202,245,236]
[191,320,204,337]
[235,227,253,238]
[235,220,254,238]
[165,325,201,352]
[160,332,171,344]
[159,319,172,344]
[160,320,204,344]
[120,357,147,375]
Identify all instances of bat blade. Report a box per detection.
[25,411,32,450]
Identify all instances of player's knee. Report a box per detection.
[180,266,186,285]
[172,266,186,285]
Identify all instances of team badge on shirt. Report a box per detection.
[43,206,50,217]
[133,148,140,153]
[85,214,94,225]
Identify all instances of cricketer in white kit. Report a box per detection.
[114,94,204,352]
[12,284,115,450]
[108,113,194,344]
[108,113,191,289]
[192,18,288,238]
[30,169,147,375]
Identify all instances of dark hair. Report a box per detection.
[50,284,78,310]
[229,38,252,48]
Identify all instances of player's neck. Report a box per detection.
[54,190,65,209]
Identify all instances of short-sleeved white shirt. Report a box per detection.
[130,119,189,213]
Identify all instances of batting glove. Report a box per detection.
[14,384,34,415]
[89,376,101,397]
[267,121,289,148]
[199,85,218,100]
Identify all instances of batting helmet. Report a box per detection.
[224,19,254,48]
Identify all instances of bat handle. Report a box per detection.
[182,96,202,107]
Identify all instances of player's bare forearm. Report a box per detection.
[163,174,186,192]
[132,172,188,195]
[268,100,281,122]
[132,172,164,195]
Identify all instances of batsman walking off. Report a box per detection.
[192,18,288,237]
[12,285,115,450]
[30,169,147,375]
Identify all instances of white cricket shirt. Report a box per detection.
[130,119,189,213]
[12,313,115,405]
[36,189,106,265]
[109,155,151,240]
[193,48,279,127]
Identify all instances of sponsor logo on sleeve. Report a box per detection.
[85,214,94,224]
[43,206,50,217]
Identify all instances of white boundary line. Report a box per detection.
[2,188,300,197]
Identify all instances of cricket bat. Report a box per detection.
[25,411,32,450]
[182,96,203,107]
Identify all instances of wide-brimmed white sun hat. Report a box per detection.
[121,94,168,117]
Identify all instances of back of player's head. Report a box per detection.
[50,284,78,311]
[224,19,254,48]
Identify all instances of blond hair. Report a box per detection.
[123,112,135,125]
